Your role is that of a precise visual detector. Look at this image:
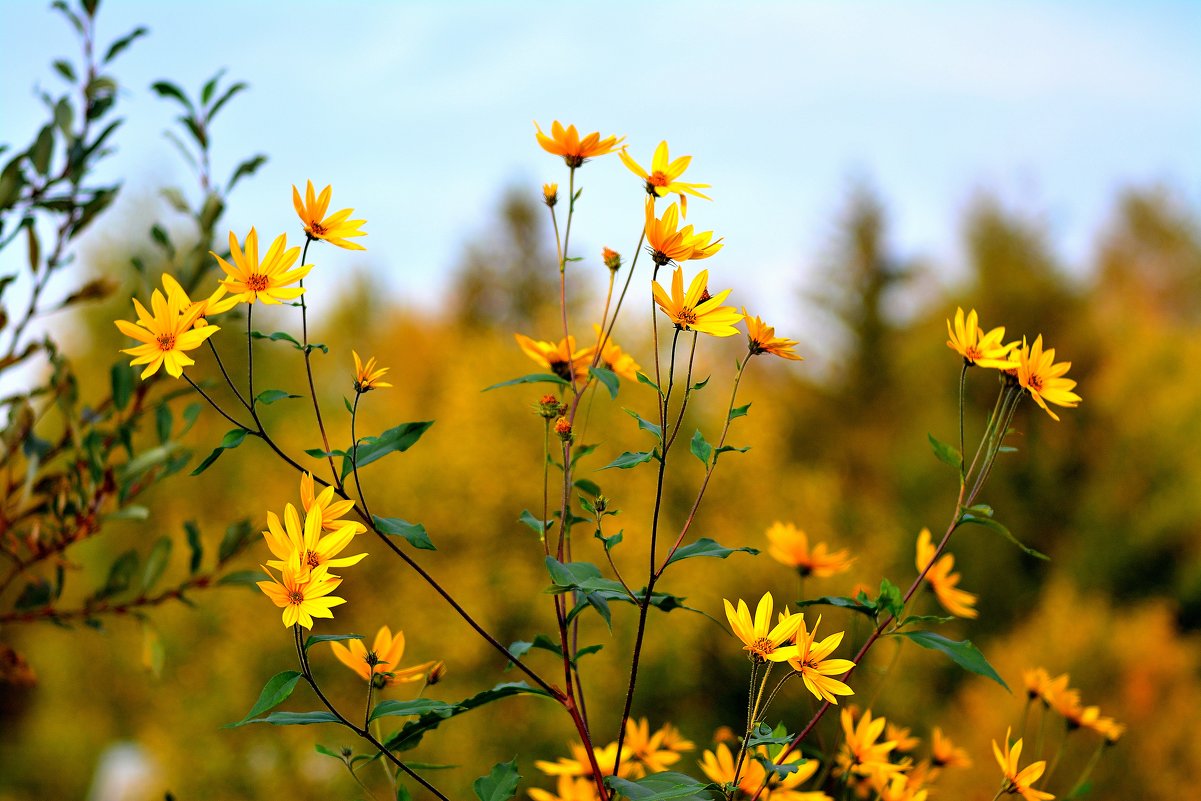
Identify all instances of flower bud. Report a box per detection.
[602,247,622,272]
[426,660,448,685]
[537,393,564,420]
[554,417,573,442]
[543,183,558,208]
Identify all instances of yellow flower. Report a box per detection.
[652,267,743,337]
[329,626,434,688]
[873,773,928,801]
[528,776,600,801]
[744,311,803,361]
[299,471,363,533]
[786,614,856,704]
[723,592,803,662]
[292,180,367,250]
[256,550,345,629]
[514,333,594,383]
[535,742,630,780]
[160,273,238,328]
[593,325,641,381]
[765,522,853,577]
[1022,667,1051,701]
[993,728,1054,801]
[213,228,312,305]
[698,742,824,800]
[534,120,624,167]
[114,285,219,379]
[915,528,978,619]
[262,502,367,574]
[945,308,1018,369]
[353,350,392,392]
[622,718,694,777]
[1016,335,1081,422]
[835,708,905,782]
[543,182,559,207]
[644,199,723,266]
[886,723,920,754]
[930,727,971,768]
[618,141,711,217]
[1096,719,1125,744]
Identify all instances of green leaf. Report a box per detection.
[228,154,268,192]
[605,772,723,800]
[746,722,794,748]
[155,404,173,443]
[369,699,457,723]
[895,630,1009,691]
[590,366,619,399]
[594,529,623,552]
[380,682,552,753]
[31,125,54,175]
[897,614,955,628]
[225,671,303,727]
[636,371,665,396]
[184,521,203,574]
[342,421,434,479]
[622,412,665,443]
[242,711,341,726]
[876,578,904,619]
[150,80,194,111]
[396,784,414,801]
[665,537,758,567]
[303,633,364,653]
[796,595,877,618]
[191,428,249,476]
[518,510,552,535]
[728,403,751,421]
[141,537,172,592]
[373,515,435,551]
[474,759,521,801]
[97,550,138,599]
[218,519,254,563]
[624,409,663,441]
[110,361,134,410]
[256,389,301,405]
[689,430,713,465]
[958,513,1050,560]
[601,450,655,470]
[249,329,303,349]
[53,59,75,82]
[215,570,262,588]
[928,433,962,470]
[691,376,711,391]
[104,25,148,63]
[14,579,52,610]
[482,373,568,392]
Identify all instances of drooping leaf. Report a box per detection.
[303,633,364,653]
[141,537,172,592]
[482,373,568,392]
[590,366,619,399]
[664,538,758,567]
[796,595,877,618]
[97,550,138,599]
[183,521,203,574]
[225,671,303,727]
[369,699,457,723]
[958,513,1050,561]
[689,429,713,466]
[605,772,723,800]
[241,711,341,726]
[342,421,434,479]
[624,408,662,441]
[373,516,436,550]
[896,630,1009,691]
[518,510,552,535]
[191,428,249,476]
[600,450,655,470]
[636,371,665,396]
[927,433,963,470]
[380,682,552,753]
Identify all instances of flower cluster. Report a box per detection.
[530,719,694,800]
[256,473,366,628]
[1023,667,1125,743]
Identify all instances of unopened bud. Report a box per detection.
[537,393,564,420]
[554,417,573,442]
[602,247,622,271]
[543,183,558,208]
[426,660,448,685]
[594,495,608,513]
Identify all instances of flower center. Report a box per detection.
[676,308,698,328]
[549,359,574,381]
[304,550,321,568]
[309,221,328,237]
[156,333,176,351]
[649,171,670,187]
[247,273,270,292]
[1027,374,1044,392]
[287,590,304,605]
[750,636,775,655]
[564,155,585,168]
[965,345,982,362]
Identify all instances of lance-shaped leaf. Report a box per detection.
[896,630,1009,691]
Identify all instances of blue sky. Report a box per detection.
[2,0,1199,343]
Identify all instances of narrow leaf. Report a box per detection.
[896,630,1009,691]
[225,671,303,727]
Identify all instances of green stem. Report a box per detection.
[1066,741,1107,799]
[958,362,969,482]
[297,236,340,487]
